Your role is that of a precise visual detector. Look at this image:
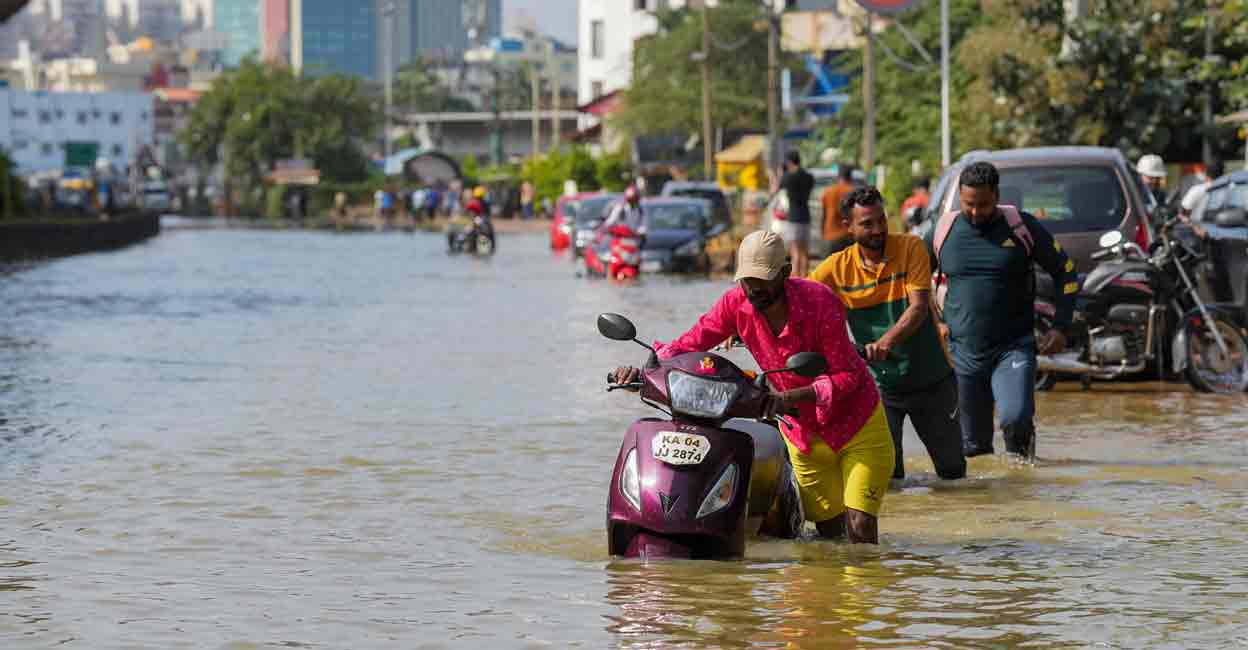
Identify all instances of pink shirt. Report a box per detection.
[655,278,880,454]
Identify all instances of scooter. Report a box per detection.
[598,313,823,560]
[1034,224,1248,393]
[584,225,641,280]
[447,215,496,255]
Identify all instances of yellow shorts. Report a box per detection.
[782,404,894,520]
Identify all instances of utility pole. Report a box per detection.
[531,62,540,158]
[382,0,395,166]
[1202,3,1214,166]
[701,2,714,179]
[491,65,503,166]
[862,10,875,173]
[940,0,950,168]
[766,0,780,184]
[548,40,559,154]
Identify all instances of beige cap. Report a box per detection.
[1137,154,1166,179]
[734,230,787,282]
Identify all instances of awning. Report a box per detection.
[576,90,622,117]
[565,122,601,143]
[715,135,766,164]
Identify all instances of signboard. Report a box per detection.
[64,142,99,169]
[854,0,922,13]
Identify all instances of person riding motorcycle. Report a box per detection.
[601,185,646,237]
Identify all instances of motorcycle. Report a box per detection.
[446,215,496,255]
[1035,220,1248,393]
[598,313,819,560]
[584,225,641,280]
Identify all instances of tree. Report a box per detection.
[393,60,476,112]
[611,0,800,138]
[181,59,380,210]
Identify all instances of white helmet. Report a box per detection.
[1136,154,1166,179]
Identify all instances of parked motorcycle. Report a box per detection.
[1035,221,1248,393]
[446,215,496,255]
[598,313,817,560]
[584,225,641,280]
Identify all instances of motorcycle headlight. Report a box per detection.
[674,239,703,256]
[697,463,738,518]
[560,223,574,234]
[667,371,738,419]
[620,447,641,511]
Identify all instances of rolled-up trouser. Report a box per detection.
[950,336,1037,457]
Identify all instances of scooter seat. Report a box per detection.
[723,418,788,517]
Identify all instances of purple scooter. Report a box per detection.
[598,313,826,560]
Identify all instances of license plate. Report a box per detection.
[651,432,710,465]
[641,260,663,273]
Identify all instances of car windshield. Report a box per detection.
[646,204,704,230]
[576,197,615,225]
[562,201,579,219]
[995,166,1127,232]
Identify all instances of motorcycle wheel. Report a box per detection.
[1183,314,1248,393]
[1034,316,1058,391]
[625,532,695,560]
[477,234,495,255]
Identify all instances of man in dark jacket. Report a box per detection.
[925,162,1077,460]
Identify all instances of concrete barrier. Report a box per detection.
[0,212,161,262]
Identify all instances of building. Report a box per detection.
[260,0,290,63]
[377,0,502,80]
[215,0,261,66]
[0,89,155,173]
[290,0,377,79]
[136,0,184,44]
[59,0,108,58]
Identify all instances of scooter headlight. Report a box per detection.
[620,448,641,511]
[668,371,739,419]
[697,463,738,518]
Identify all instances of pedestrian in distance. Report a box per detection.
[775,151,815,278]
[820,165,856,255]
[810,186,966,481]
[926,162,1078,461]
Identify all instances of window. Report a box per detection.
[40,143,52,155]
[110,112,121,125]
[995,165,1127,233]
[591,80,604,99]
[77,111,88,124]
[635,0,647,9]
[54,109,63,119]
[111,144,123,156]
[12,140,26,150]
[92,109,101,119]
[11,108,27,119]
[38,110,50,123]
[591,20,604,59]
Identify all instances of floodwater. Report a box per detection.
[1,227,1246,649]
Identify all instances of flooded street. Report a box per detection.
[1,227,1247,649]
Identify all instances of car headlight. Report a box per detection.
[667,371,738,418]
[697,463,738,518]
[620,448,641,511]
[674,239,703,256]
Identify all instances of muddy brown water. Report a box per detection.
[1,228,1246,648]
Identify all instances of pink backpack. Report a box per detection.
[931,204,1034,312]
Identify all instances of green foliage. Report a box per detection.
[596,148,634,191]
[180,58,380,202]
[612,0,802,138]
[520,146,620,202]
[460,154,482,185]
[0,148,25,219]
[393,60,476,112]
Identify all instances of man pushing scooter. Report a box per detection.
[612,231,893,543]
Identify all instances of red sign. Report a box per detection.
[854,0,923,13]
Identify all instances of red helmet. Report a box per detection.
[624,186,639,202]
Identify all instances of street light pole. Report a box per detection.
[383,0,395,167]
[862,10,875,173]
[701,2,713,180]
[940,0,950,168]
[766,0,779,184]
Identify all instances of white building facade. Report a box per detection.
[0,89,156,173]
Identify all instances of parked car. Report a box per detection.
[659,181,733,235]
[550,192,599,250]
[916,147,1155,273]
[1189,170,1248,323]
[572,193,622,258]
[639,197,715,273]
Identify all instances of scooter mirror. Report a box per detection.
[1098,230,1124,249]
[597,313,638,341]
[785,352,828,378]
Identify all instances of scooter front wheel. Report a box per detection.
[626,532,695,560]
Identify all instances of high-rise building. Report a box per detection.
[215,0,261,66]
[290,0,376,79]
[137,0,184,43]
[376,0,501,79]
[260,0,290,63]
[60,0,108,58]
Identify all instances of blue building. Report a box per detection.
[215,0,261,66]
[293,0,377,79]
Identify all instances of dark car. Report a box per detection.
[1189,170,1248,321]
[917,147,1155,273]
[659,181,733,236]
[639,197,715,273]
[571,193,622,258]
